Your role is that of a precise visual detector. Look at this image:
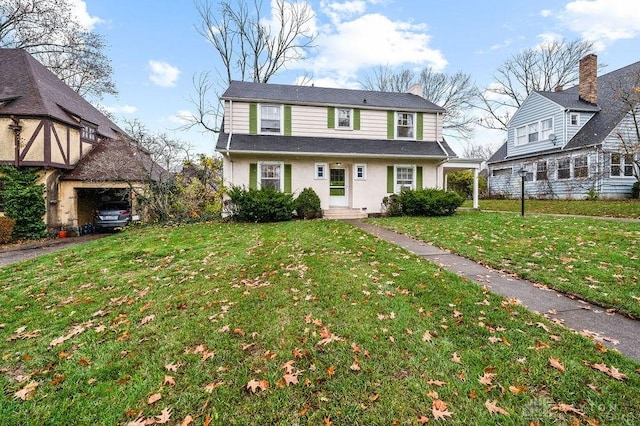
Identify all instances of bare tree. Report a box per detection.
[460,141,499,161]
[475,39,596,131]
[0,0,116,99]
[189,0,316,133]
[361,65,477,140]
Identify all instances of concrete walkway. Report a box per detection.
[349,220,640,362]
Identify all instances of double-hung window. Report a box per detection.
[541,118,553,140]
[528,123,539,143]
[573,156,588,178]
[259,162,282,190]
[337,108,352,129]
[611,153,635,177]
[396,112,415,139]
[515,126,527,146]
[536,161,548,181]
[557,158,571,179]
[260,104,282,134]
[395,165,415,192]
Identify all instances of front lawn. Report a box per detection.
[463,199,640,219]
[1,221,639,424]
[369,211,640,318]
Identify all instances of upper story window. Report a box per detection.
[514,117,553,146]
[611,153,635,177]
[260,104,282,134]
[515,126,527,146]
[396,112,415,139]
[81,124,97,141]
[528,123,538,143]
[541,118,553,140]
[337,108,352,129]
[570,113,579,126]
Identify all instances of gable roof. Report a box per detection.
[221,80,446,112]
[0,48,124,140]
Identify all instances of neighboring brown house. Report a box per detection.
[0,48,163,233]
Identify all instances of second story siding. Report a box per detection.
[507,92,563,157]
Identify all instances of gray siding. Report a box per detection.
[507,93,564,157]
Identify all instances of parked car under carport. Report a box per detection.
[94,201,132,231]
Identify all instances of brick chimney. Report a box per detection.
[579,54,597,104]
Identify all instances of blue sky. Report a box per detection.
[76,0,640,156]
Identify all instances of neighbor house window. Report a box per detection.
[337,108,352,129]
[536,161,548,181]
[395,165,415,192]
[259,162,282,190]
[515,126,527,146]
[355,164,366,180]
[541,118,553,140]
[522,163,534,182]
[528,123,539,143]
[315,163,327,180]
[81,124,96,141]
[570,113,579,126]
[492,168,512,177]
[557,158,570,179]
[573,155,588,178]
[260,104,282,133]
[611,153,635,177]
[396,112,415,139]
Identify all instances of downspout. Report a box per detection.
[225,100,233,187]
[9,116,22,167]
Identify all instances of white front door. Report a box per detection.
[329,167,348,206]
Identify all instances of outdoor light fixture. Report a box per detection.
[518,167,527,216]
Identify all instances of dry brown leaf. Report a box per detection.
[479,372,497,386]
[14,381,38,400]
[139,314,156,325]
[451,352,462,364]
[148,393,162,405]
[508,385,528,394]
[180,415,194,426]
[485,399,510,416]
[246,379,269,393]
[50,325,85,347]
[163,376,176,386]
[327,366,336,377]
[422,330,433,343]
[282,360,296,374]
[155,407,171,424]
[283,373,299,386]
[417,415,429,424]
[165,362,182,372]
[549,357,565,372]
[203,381,224,393]
[551,403,585,417]
[427,390,439,399]
[432,399,453,420]
[350,357,361,371]
[427,379,446,386]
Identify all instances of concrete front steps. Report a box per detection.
[323,207,368,220]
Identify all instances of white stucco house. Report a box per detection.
[487,54,640,199]
[215,81,480,218]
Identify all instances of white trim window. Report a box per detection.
[396,112,415,139]
[528,122,539,143]
[541,118,553,140]
[354,164,367,180]
[611,153,635,177]
[315,163,327,180]
[557,158,571,179]
[336,108,352,129]
[259,104,282,134]
[515,126,527,146]
[259,162,283,190]
[492,168,512,177]
[573,155,588,178]
[395,165,415,192]
[536,161,548,181]
[570,113,579,126]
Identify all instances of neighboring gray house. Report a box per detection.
[216,81,481,217]
[487,54,640,199]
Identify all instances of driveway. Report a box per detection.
[0,234,106,268]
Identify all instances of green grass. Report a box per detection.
[1,221,639,424]
[368,211,640,318]
[462,199,640,219]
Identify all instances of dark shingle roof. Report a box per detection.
[0,48,124,140]
[221,80,446,112]
[536,90,600,111]
[217,133,451,158]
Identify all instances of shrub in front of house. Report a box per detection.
[295,187,322,219]
[226,186,295,223]
[0,216,16,244]
[383,188,464,217]
[633,181,640,199]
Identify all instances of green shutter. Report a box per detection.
[387,111,394,139]
[284,105,292,136]
[249,103,257,134]
[416,112,423,140]
[327,107,335,128]
[284,164,292,193]
[249,163,257,189]
[416,166,423,189]
[387,166,394,193]
[353,108,360,130]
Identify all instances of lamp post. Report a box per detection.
[518,168,527,216]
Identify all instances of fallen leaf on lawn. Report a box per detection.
[139,314,156,325]
[417,415,429,424]
[203,381,225,393]
[316,327,342,346]
[485,399,510,416]
[432,399,453,420]
[422,330,434,343]
[584,362,627,381]
[282,360,296,374]
[14,381,38,400]
[479,372,497,386]
[427,390,439,399]
[165,362,182,372]
[327,366,336,377]
[246,379,269,393]
[350,357,361,371]
[451,352,462,364]
[148,393,162,404]
[163,376,176,386]
[283,373,299,386]
[156,407,171,424]
[427,379,446,386]
[508,385,528,394]
[180,415,194,426]
[549,357,565,372]
[551,403,585,417]
[50,325,85,347]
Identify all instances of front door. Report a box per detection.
[329,167,348,206]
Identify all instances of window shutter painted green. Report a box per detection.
[387,166,394,193]
[284,105,292,135]
[416,112,423,140]
[416,166,423,189]
[284,164,292,193]
[249,103,257,134]
[249,163,258,189]
[353,108,360,130]
[327,107,335,128]
[387,111,394,139]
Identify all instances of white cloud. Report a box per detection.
[148,61,181,87]
[540,9,552,18]
[559,0,640,47]
[101,104,138,114]
[68,0,104,31]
